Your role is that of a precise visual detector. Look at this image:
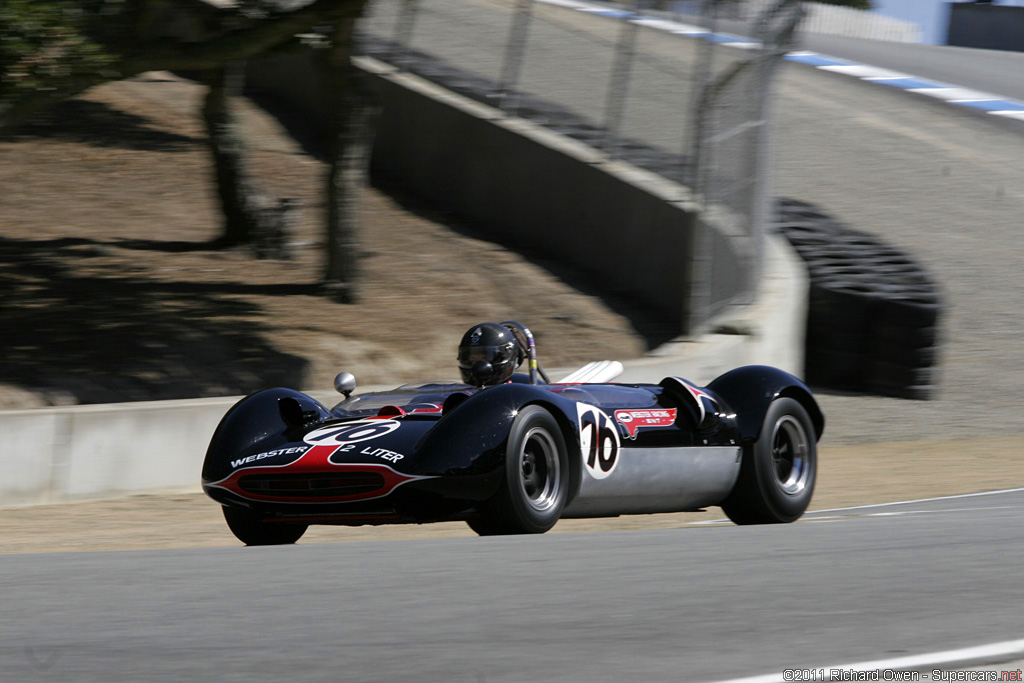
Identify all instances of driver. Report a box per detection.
[457,323,524,386]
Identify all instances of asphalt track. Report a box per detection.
[3,489,1023,682]
[800,34,1024,102]
[686,13,1024,101]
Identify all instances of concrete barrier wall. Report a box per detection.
[697,0,922,43]
[365,60,704,332]
[0,391,333,507]
[2,410,66,505]
[0,398,228,506]
[801,2,922,43]
[947,4,1024,52]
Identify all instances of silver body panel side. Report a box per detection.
[562,446,742,518]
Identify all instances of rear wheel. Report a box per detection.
[468,405,569,535]
[223,506,308,546]
[721,398,817,525]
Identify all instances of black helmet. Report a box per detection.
[457,323,523,386]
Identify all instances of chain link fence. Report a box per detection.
[357,0,803,332]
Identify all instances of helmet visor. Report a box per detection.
[458,344,514,369]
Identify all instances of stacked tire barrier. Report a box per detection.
[774,199,943,400]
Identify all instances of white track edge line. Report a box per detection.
[806,487,1024,514]
[705,638,1024,683]
[690,488,1024,525]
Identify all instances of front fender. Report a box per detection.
[202,388,332,484]
[419,382,575,472]
[420,383,583,502]
[707,366,825,444]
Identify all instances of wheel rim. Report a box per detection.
[770,415,811,496]
[517,427,562,512]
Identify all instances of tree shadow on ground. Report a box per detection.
[0,236,310,405]
[115,239,221,253]
[7,99,201,152]
[244,89,329,161]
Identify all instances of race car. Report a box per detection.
[202,322,824,545]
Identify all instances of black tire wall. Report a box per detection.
[773,198,943,401]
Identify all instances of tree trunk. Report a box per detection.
[201,61,268,248]
[321,9,375,304]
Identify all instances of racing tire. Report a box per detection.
[721,398,817,525]
[223,506,308,546]
[468,405,570,536]
[878,293,942,329]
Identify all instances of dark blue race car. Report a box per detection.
[203,322,824,545]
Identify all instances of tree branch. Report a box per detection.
[0,0,365,134]
[127,0,365,72]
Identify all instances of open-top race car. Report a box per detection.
[203,322,824,545]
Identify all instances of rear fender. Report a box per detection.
[707,366,825,444]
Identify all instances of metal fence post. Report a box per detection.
[390,0,421,68]
[494,0,535,116]
[683,0,722,332]
[749,0,804,282]
[684,0,718,192]
[602,0,641,155]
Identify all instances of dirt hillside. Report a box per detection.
[0,72,646,410]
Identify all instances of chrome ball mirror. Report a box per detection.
[334,372,356,397]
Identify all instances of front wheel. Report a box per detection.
[721,397,817,525]
[223,506,308,546]
[468,405,569,535]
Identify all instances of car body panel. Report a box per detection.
[563,445,742,517]
[202,367,823,526]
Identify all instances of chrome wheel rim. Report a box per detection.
[518,427,561,512]
[771,415,811,496]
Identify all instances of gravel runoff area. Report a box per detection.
[2,436,1021,554]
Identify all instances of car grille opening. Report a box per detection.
[239,472,386,498]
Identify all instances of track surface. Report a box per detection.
[4,490,1023,682]
[799,34,1024,102]
[697,15,1024,101]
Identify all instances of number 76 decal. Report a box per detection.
[576,404,620,479]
